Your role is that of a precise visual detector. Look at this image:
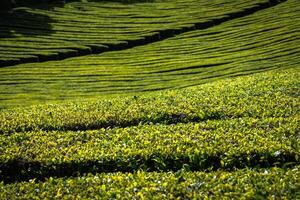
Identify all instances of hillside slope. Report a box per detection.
[0,0,278,66]
[0,0,299,198]
[0,0,299,108]
[0,67,299,198]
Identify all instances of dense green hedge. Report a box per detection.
[1,167,299,199]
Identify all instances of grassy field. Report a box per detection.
[0,0,299,198]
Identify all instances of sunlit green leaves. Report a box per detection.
[0,68,299,183]
[1,167,299,199]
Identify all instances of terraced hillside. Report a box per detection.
[0,0,299,108]
[0,0,299,198]
[0,0,286,66]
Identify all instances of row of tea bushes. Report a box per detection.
[1,167,299,199]
[0,115,299,182]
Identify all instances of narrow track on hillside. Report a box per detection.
[0,0,286,67]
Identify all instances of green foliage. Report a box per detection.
[1,67,298,133]
[0,68,299,183]
[1,167,300,199]
[0,0,299,107]
[0,117,299,181]
[0,0,299,198]
[0,0,269,64]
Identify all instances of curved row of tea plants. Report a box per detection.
[1,167,299,199]
[0,0,274,66]
[0,0,298,108]
[0,116,299,182]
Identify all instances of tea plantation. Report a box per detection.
[0,0,299,108]
[0,0,284,66]
[0,0,299,199]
